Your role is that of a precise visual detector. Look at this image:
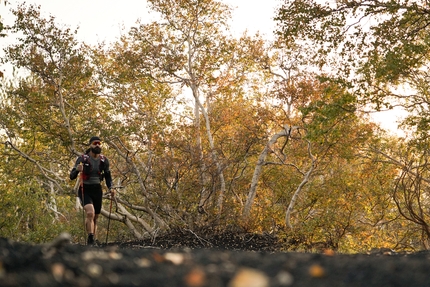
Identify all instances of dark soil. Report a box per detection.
[1,230,430,287]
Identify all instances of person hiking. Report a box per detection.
[70,136,115,245]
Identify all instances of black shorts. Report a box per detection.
[78,184,103,214]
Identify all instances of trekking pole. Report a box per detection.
[105,192,114,245]
[79,163,86,245]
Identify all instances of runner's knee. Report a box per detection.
[86,211,95,219]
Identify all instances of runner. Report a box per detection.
[70,136,115,245]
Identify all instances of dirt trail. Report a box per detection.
[1,232,430,287]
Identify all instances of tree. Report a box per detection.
[275,0,430,116]
[1,1,420,253]
[111,0,267,218]
[241,39,360,225]
[1,0,269,241]
[0,4,114,242]
[273,0,430,251]
[368,139,430,250]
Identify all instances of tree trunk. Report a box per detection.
[243,125,292,218]
[285,140,316,228]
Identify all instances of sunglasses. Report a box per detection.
[92,141,102,146]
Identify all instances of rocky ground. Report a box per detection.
[1,230,430,287]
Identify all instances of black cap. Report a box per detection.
[89,136,101,144]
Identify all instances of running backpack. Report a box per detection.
[81,154,107,181]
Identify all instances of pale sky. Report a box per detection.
[3,0,281,44]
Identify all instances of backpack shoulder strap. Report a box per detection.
[99,155,106,173]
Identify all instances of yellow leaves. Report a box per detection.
[0,0,418,253]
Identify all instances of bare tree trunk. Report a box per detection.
[243,125,292,218]
[197,97,226,218]
[285,140,316,228]
[193,91,211,215]
[47,180,60,221]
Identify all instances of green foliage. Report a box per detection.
[0,154,81,243]
[273,0,430,251]
[0,0,427,253]
[275,0,430,108]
